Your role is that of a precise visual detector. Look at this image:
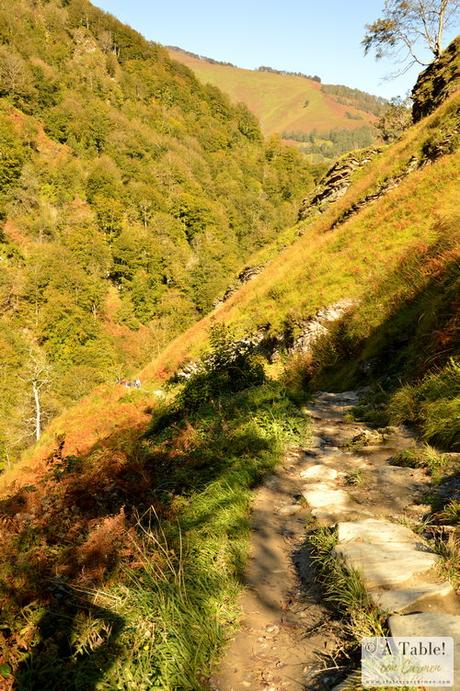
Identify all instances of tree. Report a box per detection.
[363,0,460,72]
[19,346,53,442]
[377,97,412,141]
[0,46,34,104]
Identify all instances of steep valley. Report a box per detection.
[0,3,459,690]
[0,0,315,469]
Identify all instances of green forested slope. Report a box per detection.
[0,0,314,464]
[0,88,458,690]
[0,18,459,690]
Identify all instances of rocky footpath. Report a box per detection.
[213,390,459,690]
[304,392,460,690]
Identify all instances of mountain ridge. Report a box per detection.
[167,45,384,159]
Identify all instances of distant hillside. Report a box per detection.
[168,46,385,158]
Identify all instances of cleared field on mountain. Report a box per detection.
[168,48,378,136]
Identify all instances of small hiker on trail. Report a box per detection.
[118,378,140,388]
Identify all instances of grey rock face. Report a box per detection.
[291,299,356,354]
[298,147,381,222]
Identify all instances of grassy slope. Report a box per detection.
[0,377,310,689]
[0,80,459,691]
[3,90,459,489]
[168,49,376,135]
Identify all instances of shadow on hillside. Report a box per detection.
[0,383,295,689]
[313,234,460,398]
[4,233,459,687]
[13,598,124,691]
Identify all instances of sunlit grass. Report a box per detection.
[167,49,376,137]
[5,379,311,689]
[308,527,387,643]
[4,93,459,493]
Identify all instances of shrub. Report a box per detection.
[178,324,265,412]
[282,352,314,403]
[387,359,460,450]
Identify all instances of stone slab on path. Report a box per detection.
[337,518,418,544]
[215,389,458,690]
[335,540,438,588]
[302,483,372,523]
[374,580,453,613]
[335,519,453,611]
[335,520,439,591]
[389,610,460,639]
[300,464,338,481]
[390,612,460,687]
[302,483,352,512]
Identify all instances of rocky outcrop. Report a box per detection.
[213,264,265,307]
[298,148,380,222]
[330,154,420,229]
[298,41,460,233]
[412,36,460,123]
[330,108,460,228]
[299,113,459,233]
[290,299,356,354]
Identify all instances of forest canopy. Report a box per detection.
[0,0,316,466]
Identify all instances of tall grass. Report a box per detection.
[7,379,310,690]
[101,383,310,689]
[388,359,460,450]
[308,528,387,643]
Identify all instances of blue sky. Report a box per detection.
[92,0,458,98]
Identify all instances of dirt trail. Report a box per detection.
[211,390,457,691]
[210,449,341,691]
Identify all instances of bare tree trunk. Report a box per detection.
[32,380,41,442]
[436,0,448,56]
